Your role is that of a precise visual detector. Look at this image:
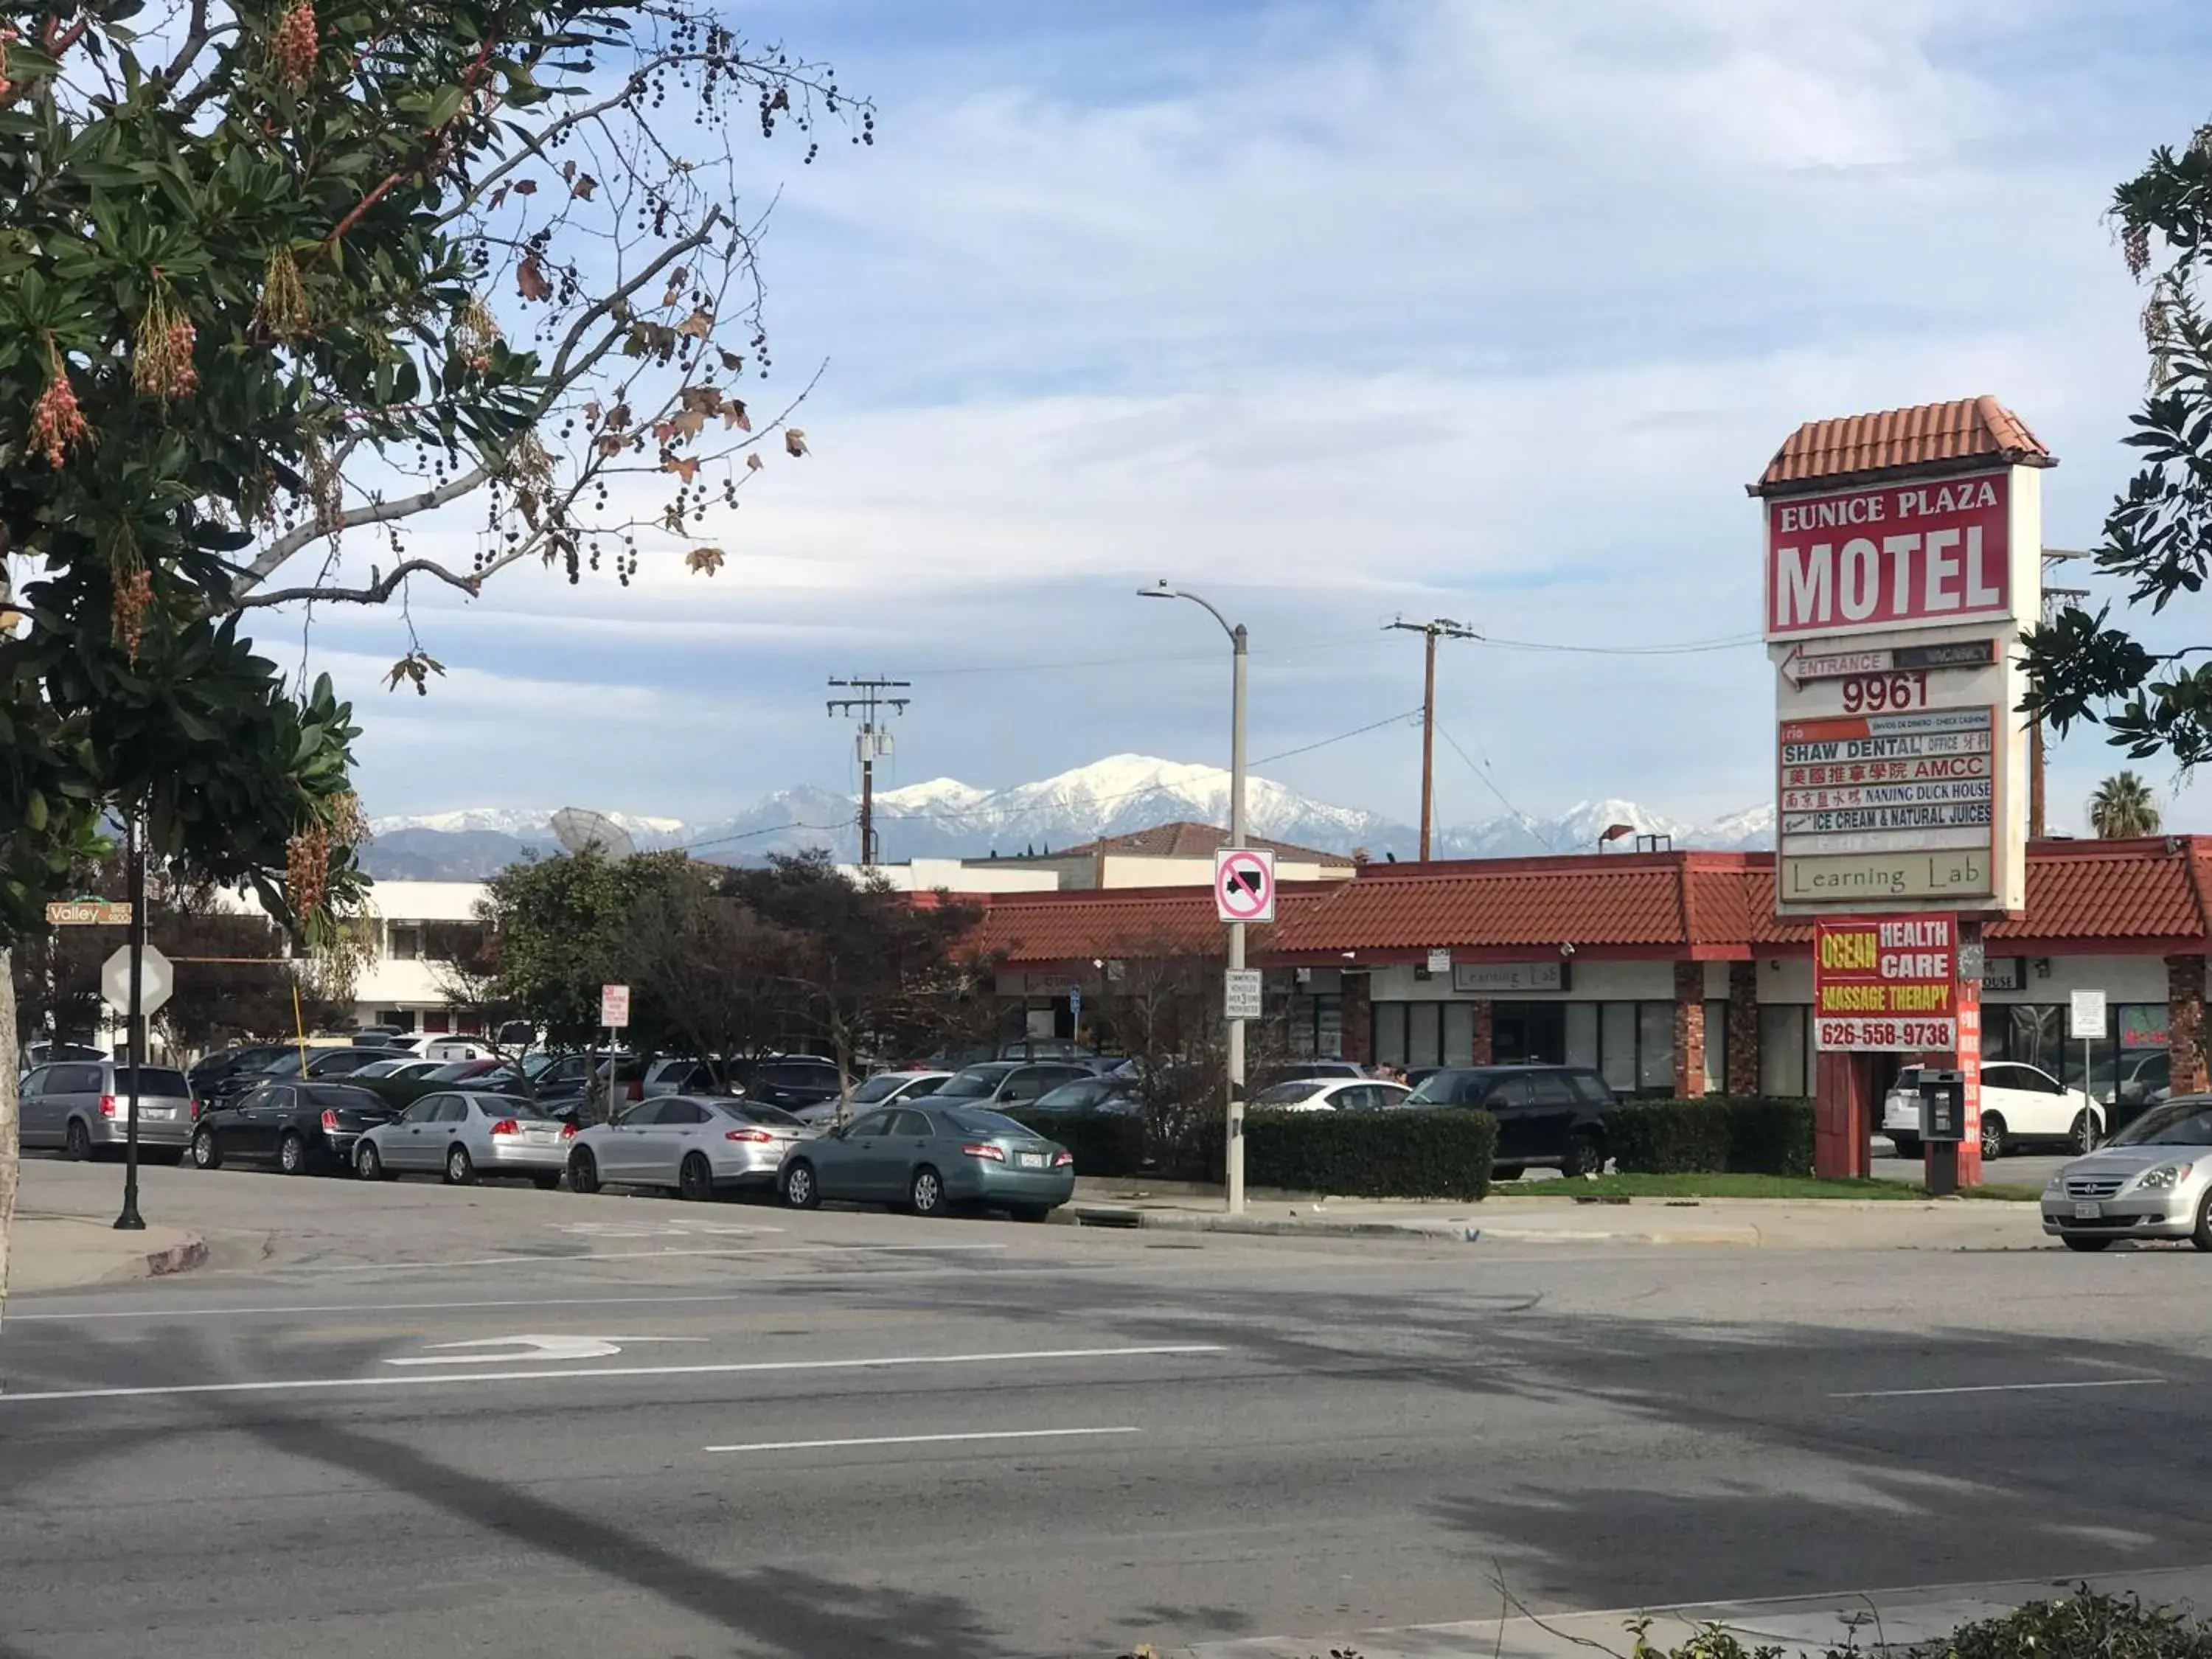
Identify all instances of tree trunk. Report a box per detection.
[1,948,19,1327]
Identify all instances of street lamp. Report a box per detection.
[1138,580,1251,1214]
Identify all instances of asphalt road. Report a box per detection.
[6,1155,2212,1659]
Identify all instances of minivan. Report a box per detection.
[18,1059,198,1161]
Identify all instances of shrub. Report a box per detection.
[1245,1108,1498,1200]
[1603,1098,1816,1178]
[1012,1110,1147,1179]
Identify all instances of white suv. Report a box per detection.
[1885,1062,2103,1161]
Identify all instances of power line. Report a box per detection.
[1253,708,1423,768]
[1436,722,1557,852]
[678,816,857,854]
[1470,630,1761,656]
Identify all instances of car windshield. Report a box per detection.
[521,1053,560,1078]
[939,1107,1032,1138]
[303,1085,379,1108]
[425,1062,481,1081]
[1405,1071,1475,1105]
[2110,1101,2212,1147]
[1256,1082,1326,1105]
[125,1068,192,1096]
[850,1074,908,1105]
[1035,1079,1107,1109]
[934,1067,1011,1099]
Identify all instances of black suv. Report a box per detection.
[1402,1065,1616,1178]
[731,1055,843,1111]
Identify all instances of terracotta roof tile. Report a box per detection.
[966,887,1332,966]
[1057,821,1354,866]
[1268,855,1700,953]
[1752,396,2053,493]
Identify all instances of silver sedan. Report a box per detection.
[353,1092,571,1188]
[2042,1095,2212,1252]
[566,1094,817,1201]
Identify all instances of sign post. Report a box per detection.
[100,824,169,1232]
[592,984,630,1124]
[1223,969,1264,1022]
[1069,982,1083,1046]
[2070,988,2107,1146]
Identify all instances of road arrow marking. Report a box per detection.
[385,1334,703,1366]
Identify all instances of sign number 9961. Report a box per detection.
[1840,671,1930,714]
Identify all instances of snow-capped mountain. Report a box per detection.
[360,756,1772,879]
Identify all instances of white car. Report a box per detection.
[793,1069,954,1126]
[566,1094,819,1200]
[1251,1077,1413,1113]
[1885,1061,2103,1161]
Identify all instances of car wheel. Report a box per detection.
[2062,1235,2113,1253]
[63,1118,92,1161]
[445,1144,476,1186]
[1888,1133,1921,1158]
[782,1159,820,1210]
[568,1148,601,1195]
[2070,1110,2103,1156]
[909,1164,946,1217]
[191,1125,222,1170]
[278,1132,308,1176]
[1979,1112,2007,1162]
[678,1152,714,1203]
[2192,1190,2212,1253]
[1490,1164,1526,1183]
[357,1142,392,1183]
[532,1172,562,1192]
[1559,1132,1604,1178]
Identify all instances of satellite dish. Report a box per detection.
[552,807,637,860]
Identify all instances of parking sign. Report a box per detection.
[600,984,631,1028]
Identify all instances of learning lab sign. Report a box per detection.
[1813,914,1958,1052]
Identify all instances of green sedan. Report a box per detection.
[779,1103,1075,1220]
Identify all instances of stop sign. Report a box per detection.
[101,945,173,1015]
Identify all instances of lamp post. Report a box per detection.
[1139,580,1249,1214]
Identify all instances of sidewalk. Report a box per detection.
[1067,1180,2045,1251]
[1167,1562,2212,1658]
[7,1212,209,1295]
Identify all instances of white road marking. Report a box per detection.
[283,1242,1012,1274]
[9,1291,785,1323]
[1832,1377,2167,1399]
[384,1333,706,1366]
[549,1221,785,1238]
[0,1343,1228,1405]
[706,1426,1141,1454]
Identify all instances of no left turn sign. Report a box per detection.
[1213,846,1277,923]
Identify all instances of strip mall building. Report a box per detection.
[967,836,2211,1112]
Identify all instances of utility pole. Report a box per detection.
[2033,552,2089,841]
[1385,618,1475,860]
[826,677,911,868]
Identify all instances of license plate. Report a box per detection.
[1016,1152,1046,1169]
[2073,1201,2103,1220]
[145,1107,174,1120]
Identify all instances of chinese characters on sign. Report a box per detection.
[1778,706,1996,902]
[1813,914,1958,1052]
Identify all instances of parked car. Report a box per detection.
[1275,1060,1372,1082]
[18,1040,105,1077]
[191,1082,397,1176]
[568,1094,815,1200]
[421,1036,501,1062]
[1031,1075,1147,1116]
[2041,1095,2212,1251]
[931,1061,1096,1111]
[533,1053,649,1116]
[1401,1065,1615,1178]
[792,1069,953,1126]
[779,1104,1075,1220]
[17,1060,197,1160]
[355,1092,571,1188]
[1885,1061,2102,1160]
[205,1044,386,1102]
[1252,1078,1411,1113]
[717,1054,843,1113]
[995,1040,1096,1062]
[349,1057,444,1081]
[641,1057,735,1098]
[422,1058,537,1095]
[187,1043,289,1098]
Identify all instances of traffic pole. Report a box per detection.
[113,818,146,1231]
[1226,622,1248,1216]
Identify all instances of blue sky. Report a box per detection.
[293,0,2212,835]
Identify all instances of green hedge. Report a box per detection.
[1245,1107,1498,1200]
[1604,1097,1815,1178]
[1010,1110,1148,1178]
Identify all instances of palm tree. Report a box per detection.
[2090,771,2163,838]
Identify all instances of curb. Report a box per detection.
[1068,1207,1761,1246]
[143,1234,208,1278]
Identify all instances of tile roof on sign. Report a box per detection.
[1750,396,2053,494]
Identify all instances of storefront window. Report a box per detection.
[1759,1004,1809,1098]
[1705,999,1728,1094]
[1406,1004,1441,1068]
[1600,1002,1635,1095]
[1374,1003,1407,1068]
[1315,998,1344,1060]
[1442,1003,1475,1067]
[1636,1001,1675,1096]
[1565,1003,1599,1071]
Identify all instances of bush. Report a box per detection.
[1012,1110,1147,1178]
[1245,1108,1498,1200]
[1604,1098,1815,1178]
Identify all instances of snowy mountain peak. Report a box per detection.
[366,807,689,839]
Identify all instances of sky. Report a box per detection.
[289,0,2212,837]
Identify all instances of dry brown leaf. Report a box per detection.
[685,547,726,576]
[513,178,538,196]
[718,349,744,372]
[676,307,713,339]
[516,255,552,302]
[561,159,576,182]
[745,451,764,472]
[783,427,808,457]
[571,173,597,201]
[662,456,700,481]
[583,400,602,425]
[489,183,510,210]
[721,403,751,431]
[653,420,677,443]
[672,408,706,437]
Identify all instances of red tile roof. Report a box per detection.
[1751,396,2053,494]
[965,886,1335,967]
[1057,821,1354,866]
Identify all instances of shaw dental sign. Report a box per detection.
[1767,473,2010,638]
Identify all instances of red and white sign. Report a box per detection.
[1212,846,1277,923]
[599,984,630,1029]
[1813,915,1958,1051]
[1766,471,2009,639]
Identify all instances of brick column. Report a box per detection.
[2168,955,2209,1096]
[1726,961,1759,1097]
[1673,960,1706,1098]
[1340,973,1373,1065]
[1472,1000,1495,1065]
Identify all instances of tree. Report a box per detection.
[1,0,860,1307]
[2024,127,2212,763]
[2090,771,2163,839]
[612,866,796,1083]
[475,848,686,1046]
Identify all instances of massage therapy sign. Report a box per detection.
[1813,914,1957,1052]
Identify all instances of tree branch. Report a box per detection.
[230,557,482,611]
[234,465,493,588]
